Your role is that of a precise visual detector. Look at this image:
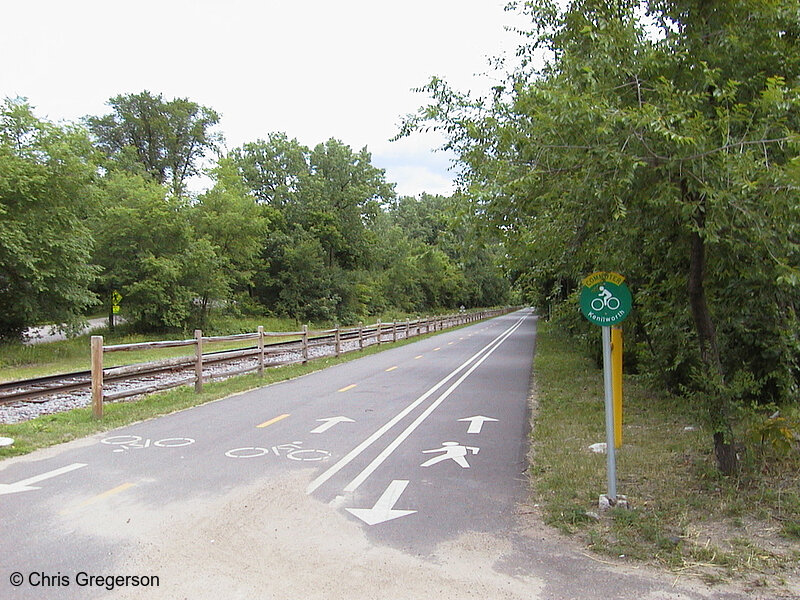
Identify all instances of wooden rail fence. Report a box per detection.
[90,308,516,418]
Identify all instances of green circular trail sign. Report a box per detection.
[579,272,632,326]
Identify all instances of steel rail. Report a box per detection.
[0,310,507,410]
[0,332,337,405]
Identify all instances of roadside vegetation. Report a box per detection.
[530,321,800,589]
[403,1,800,485]
[0,94,510,345]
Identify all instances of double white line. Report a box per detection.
[306,312,529,495]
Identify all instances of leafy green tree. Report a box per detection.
[387,193,510,309]
[305,139,395,269]
[402,0,800,473]
[255,227,338,322]
[88,91,222,198]
[0,98,98,340]
[227,133,311,207]
[190,160,270,325]
[92,172,198,331]
[232,136,396,320]
[391,193,454,247]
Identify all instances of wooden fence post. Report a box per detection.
[258,325,265,376]
[194,329,203,393]
[358,322,364,349]
[335,324,341,357]
[377,320,382,345]
[302,325,309,363]
[91,336,104,419]
[392,321,397,343]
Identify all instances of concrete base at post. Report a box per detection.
[599,494,630,511]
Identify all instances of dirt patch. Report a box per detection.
[106,470,545,600]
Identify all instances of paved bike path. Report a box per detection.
[0,310,750,599]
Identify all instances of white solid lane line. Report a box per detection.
[342,316,526,493]
[305,312,528,495]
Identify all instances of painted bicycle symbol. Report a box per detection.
[225,441,330,462]
[590,286,621,311]
[101,435,195,453]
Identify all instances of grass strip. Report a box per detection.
[529,321,800,589]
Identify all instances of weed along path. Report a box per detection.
[0,311,753,599]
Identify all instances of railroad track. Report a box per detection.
[0,327,373,406]
[0,310,503,423]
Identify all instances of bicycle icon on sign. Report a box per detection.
[225,441,331,462]
[590,286,621,311]
[101,435,195,453]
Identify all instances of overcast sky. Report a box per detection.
[1,0,528,197]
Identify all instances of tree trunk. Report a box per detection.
[200,295,209,330]
[688,227,722,373]
[684,183,738,475]
[713,432,739,477]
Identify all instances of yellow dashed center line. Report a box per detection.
[60,482,135,515]
[433,347,441,352]
[338,384,357,393]
[257,413,291,428]
[414,355,423,360]
[385,366,398,372]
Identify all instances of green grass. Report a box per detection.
[529,321,800,589]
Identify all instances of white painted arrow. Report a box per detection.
[310,416,355,434]
[0,463,87,496]
[458,415,499,434]
[345,480,417,525]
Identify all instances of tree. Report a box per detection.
[232,136,397,320]
[387,193,511,308]
[227,133,311,207]
[391,193,454,247]
[306,139,395,269]
[402,0,800,473]
[256,227,339,322]
[189,160,270,326]
[88,91,222,197]
[92,172,199,331]
[0,98,98,341]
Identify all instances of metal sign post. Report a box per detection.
[601,325,617,500]
[579,271,632,505]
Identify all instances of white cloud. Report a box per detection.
[388,165,455,198]
[1,0,527,196]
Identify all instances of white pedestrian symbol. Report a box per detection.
[420,441,479,468]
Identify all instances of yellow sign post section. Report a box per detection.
[611,326,623,448]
